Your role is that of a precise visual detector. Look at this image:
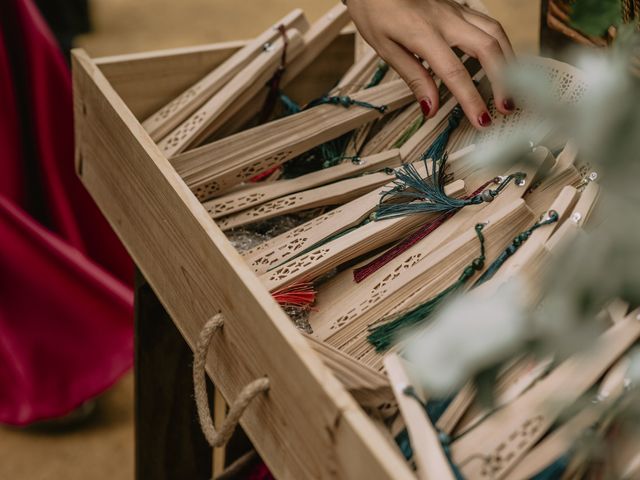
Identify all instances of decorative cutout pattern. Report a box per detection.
[193,181,221,201]
[236,150,293,180]
[247,210,340,271]
[476,59,589,148]
[206,192,268,216]
[151,85,202,122]
[329,252,426,332]
[217,194,307,228]
[264,248,331,283]
[478,415,545,478]
[160,111,208,153]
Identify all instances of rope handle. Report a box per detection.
[193,314,270,447]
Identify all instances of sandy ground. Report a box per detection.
[1,1,539,479]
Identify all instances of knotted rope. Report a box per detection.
[193,314,270,447]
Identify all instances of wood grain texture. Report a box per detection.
[72,47,413,480]
[158,29,306,157]
[96,41,246,120]
[142,9,308,142]
[171,79,414,199]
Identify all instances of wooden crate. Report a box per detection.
[71,34,415,479]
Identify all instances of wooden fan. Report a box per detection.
[384,354,457,480]
[217,167,402,231]
[172,78,413,200]
[213,3,353,139]
[449,310,640,480]
[242,144,484,277]
[435,180,601,437]
[142,9,309,142]
[309,148,554,350]
[504,354,631,480]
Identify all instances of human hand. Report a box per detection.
[346,0,516,128]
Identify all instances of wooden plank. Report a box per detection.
[72,48,413,480]
[142,9,308,141]
[158,29,306,156]
[212,5,353,139]
[96,41,246,120]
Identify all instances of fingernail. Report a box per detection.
[478,111,492,127]
[503,98,516,111]
[420,99,431,118]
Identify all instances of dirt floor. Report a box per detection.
[1,1,539,478]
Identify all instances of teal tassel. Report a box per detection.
[367,223,487,352]
[368,211,561,352]
[306,94,388,114]
[374,153,523,221]
[530,455,570,480]
[472,210,560,288]
[280,64,389,177]
[365,61,389,89]
[423,105,464,163]
[278,92,302,115]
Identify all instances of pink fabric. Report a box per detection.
[0,0,134,425]
[0,198,133,425]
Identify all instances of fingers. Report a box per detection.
[403,33,491,129]
[448,21,515,115]
[462,10,515,60]
[378,39,440,118]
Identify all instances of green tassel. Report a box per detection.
[306,94,388,114]
[367,223,486,352]
[278,92,302,115]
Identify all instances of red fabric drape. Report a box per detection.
[0,0,134,425]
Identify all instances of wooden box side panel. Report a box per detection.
[95,41,245,120]
[71,49,412,480]
[283,31,355,105]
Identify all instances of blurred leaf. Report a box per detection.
[570,0,621,36]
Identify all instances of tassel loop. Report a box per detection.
[307,94,388,114]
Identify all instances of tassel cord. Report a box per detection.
[472,210,559,288]
[375,152,525,221]
[353,180,494,283]
[368,212,559,352]
[306,94,388,114]
[367,223,486,352]
[402,386,466,480]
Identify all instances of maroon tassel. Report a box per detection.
[353,180,494,282]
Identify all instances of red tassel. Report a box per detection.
[353,180,494,283]
[272,282,316,308]
[249,165,281,182]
